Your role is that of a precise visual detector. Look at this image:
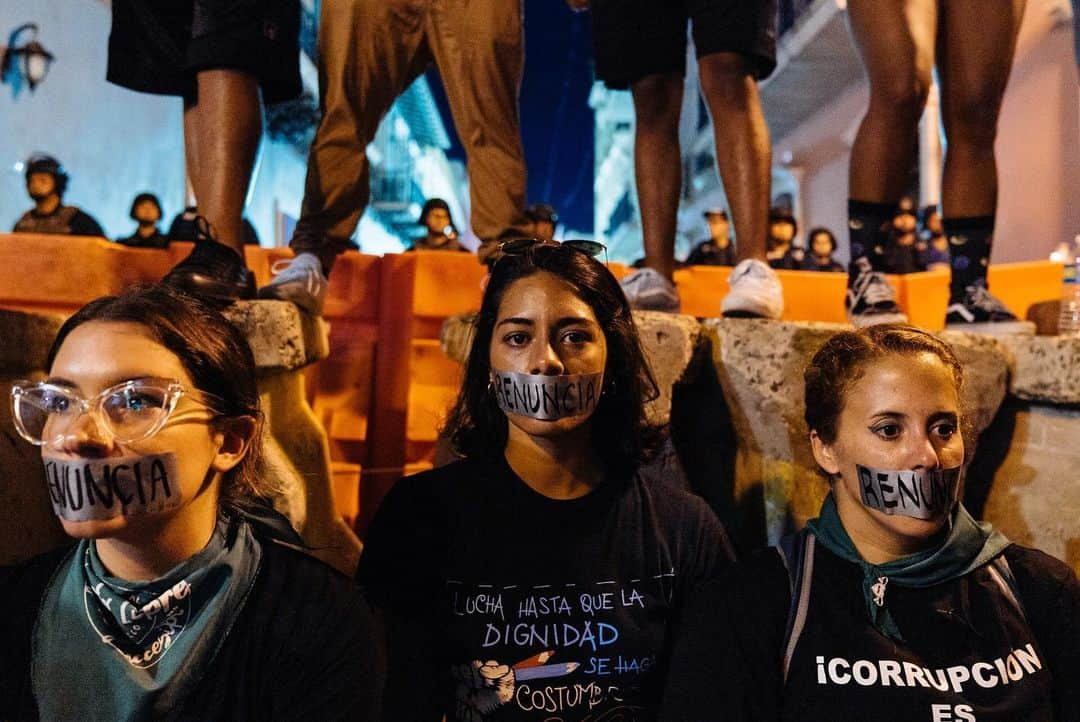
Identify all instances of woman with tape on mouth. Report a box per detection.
[0,284,379,720]
[358,239,733,720]
[661,325,1080,721]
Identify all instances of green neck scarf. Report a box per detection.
[805,493,1011,641]
[33,513,262,720]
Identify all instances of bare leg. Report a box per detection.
[182,104,201,205]
[183,69,262,253]
[698,52,770,261]
[937,0,1026,217]
[630,72,684,281]
[937,0,1026,316]
[847,0,938,203]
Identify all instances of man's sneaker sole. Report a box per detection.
[628,292,680,313]
[848,310,909,328]
[165,270,256,302]
[944,319,1035,336]
[258,283,326,316]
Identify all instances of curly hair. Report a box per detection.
[804,324,964,444]
[443,244,662,477]
[47,284,270,504]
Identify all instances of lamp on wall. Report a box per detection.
[2,23,55,97]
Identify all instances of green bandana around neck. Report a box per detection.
[805,493,1011,641]
[32,513,262,721]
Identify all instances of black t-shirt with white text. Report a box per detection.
[358,456,733,721]
[660,543,1080,721]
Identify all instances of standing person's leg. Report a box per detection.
[844,0,936,326]
[260,0,430,313]
[108,0,301,299]
[183,69,262,254]
[631,72,685,283]
[591,0,688,312]
[426,0,530,266]
[693,0,782,319]
[699,54,769,264]
[938,0,1031,332]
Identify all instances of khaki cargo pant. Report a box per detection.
[291,0,530,265]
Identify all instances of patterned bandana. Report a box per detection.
[33,513,261,720]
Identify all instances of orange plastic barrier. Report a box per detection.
[898,261,1063,331]
[362,251,487,532]
[673,266,850,322]
[673,262,1061,326]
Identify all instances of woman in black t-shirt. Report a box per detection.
[1,284,379,720]
[358,240,732,721]
[661,324,1080,721]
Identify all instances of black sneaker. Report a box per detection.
[944,283,1034,335]
[845,258,908,327]
[162,217,255,301]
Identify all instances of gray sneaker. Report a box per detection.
[721,259,783,319]
[845,258,908,328]
[944,283,1035,335]
[257,252,329,315]
[620,267,681,313]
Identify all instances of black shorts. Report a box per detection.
[107,0,301,104]
[592,0,778,90]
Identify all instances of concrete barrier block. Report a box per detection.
[632,311,706,426]
[703,318,844,542]
[223,300,330,374]
[994,333,1080,405]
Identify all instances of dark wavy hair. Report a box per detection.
[443,244,662,476]
[804,324,964,445]
[46,284,267,503]
[807,227,837,253]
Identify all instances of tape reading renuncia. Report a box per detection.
[42,453,183,522]
[491,370,603,421]
[856,464,961,520]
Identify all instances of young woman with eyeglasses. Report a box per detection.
[357,239,733,721]
[1,284,380,720]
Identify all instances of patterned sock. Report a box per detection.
[943,215,994,302]
[847,199,897,285]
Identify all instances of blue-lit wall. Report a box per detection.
[0,1,186,241]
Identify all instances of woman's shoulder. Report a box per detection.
[727,545,792,605]
[1001,544,1080,604]
[389,457,494,500]
[257,537,367,603]
[244,539,376,650]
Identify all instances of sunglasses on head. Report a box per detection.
[496,238,607,265]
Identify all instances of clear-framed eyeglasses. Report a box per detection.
[10,378,224,447]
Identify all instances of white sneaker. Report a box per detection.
[257,252,329,315]
[722,259,783,319]
[620,268,681,313]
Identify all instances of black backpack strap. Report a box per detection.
[776,528,816,684]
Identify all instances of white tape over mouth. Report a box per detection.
[42,452,184,522]
[856,464,962,520]
[491,370,603,421]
